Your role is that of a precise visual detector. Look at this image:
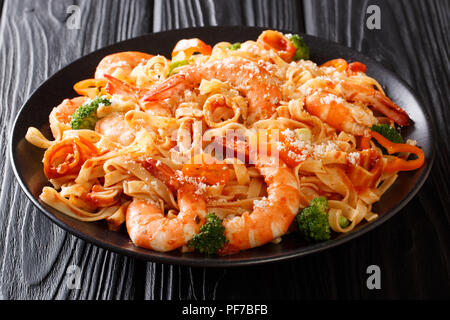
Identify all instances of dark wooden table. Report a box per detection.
[0,0,448,300]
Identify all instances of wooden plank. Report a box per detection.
[0,0,152,299]
[153,0,304,32]
[303,0,450,298]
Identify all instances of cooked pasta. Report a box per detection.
[25,30,425,255]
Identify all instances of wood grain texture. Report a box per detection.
[0,0,152,300]
[153,0,304,32]
[0,0,448,300]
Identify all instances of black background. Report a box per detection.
[0,0,448,299]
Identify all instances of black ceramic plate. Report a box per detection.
[10,26,434,267]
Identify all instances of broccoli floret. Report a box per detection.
[371,124,403,144]
[288,34,310,61]
[227,42,241,50]
[310,196,328,213]
[70,96,111,130]
[296,197,331,242]
[188,213,228,255]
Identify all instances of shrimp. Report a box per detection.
[95,113,136,146]
[304,80,410,135]
[305,90,377,136]
[51,96,88,126]
[338,81,410,126]
[95,51,153,80]
[219,152,301,255]
[143,57,282,124]
[49,96,89,138]
[104,74,173,117]
[126,159,207,252]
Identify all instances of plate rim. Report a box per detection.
[9,26,436,267]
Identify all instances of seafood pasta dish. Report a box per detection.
[25,30,425,255]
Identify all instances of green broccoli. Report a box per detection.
[371,124,403,154]
[288,34,310,61]
[70,96,111,130]
[167,59,189,76]
[227,42,241,50]
[310,196,328,213]
[371,124,403,143]
[188,213,228,255]
[296,196,331,242]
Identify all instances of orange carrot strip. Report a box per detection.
[171,38,212,58]
[73,79,107,98]
[321,58,348,72]
[257,30,297,62]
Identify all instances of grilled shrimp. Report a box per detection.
[305,90,377,136]
[104,74,173,117]
[219,154,301,255]
[50,97,88,126]
[338,81,410,126]
[143,57,282,124]
[49,96,89,138]
[304,80,410,135]
[95,113,136,146]
[126,159,207,252]
[95,51,153,80]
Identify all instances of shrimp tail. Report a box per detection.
[143,74,191,101]
[104,74,139,96]
[340,81,410,126]
[142,158,181,192]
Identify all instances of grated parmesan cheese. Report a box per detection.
[347,152,360,165]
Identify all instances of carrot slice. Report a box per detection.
[73,79,107,98]
[171,38,212,58]
[321,58,348,72]
[257,30,297,62]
